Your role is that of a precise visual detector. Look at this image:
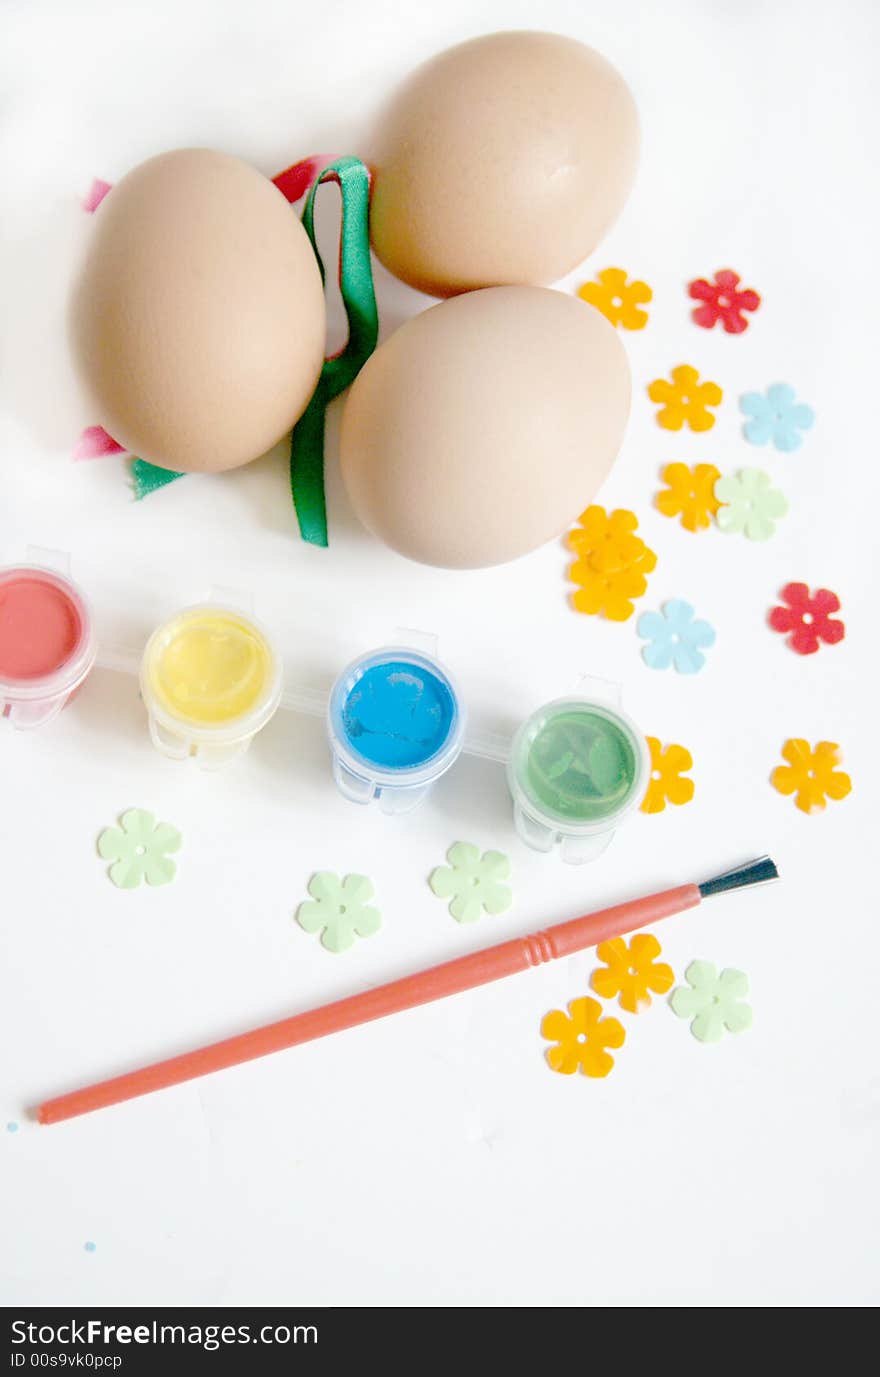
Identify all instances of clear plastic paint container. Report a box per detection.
[508,686,649,864]
[327,636,466,814]
[140,594,282,769]
[0,552,97,730]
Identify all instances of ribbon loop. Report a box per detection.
[290,156,378,547]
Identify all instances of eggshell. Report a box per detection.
[339,286,630,569]
[369,32,639,297]
[71,149,326,473]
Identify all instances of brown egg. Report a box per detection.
[71,149,326,473]
[339,286,630,568]
[369,32,639,297]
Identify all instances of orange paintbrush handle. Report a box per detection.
[38,883,700,1125]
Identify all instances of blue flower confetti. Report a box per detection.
[740,384,814,452]
[637,599,717,675]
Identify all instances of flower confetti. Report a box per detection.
[97,809,181,889]
[670,962,753,1043]
[296,872,381,953]
[648,365,722,432]
[771,740,852,814]
[541,996,625,1078]
[740,384,814,452]
[567,506,657,621]
[591,933,674,1013]
[577,267,652,330]
[656,462,721,533]
[688,268,761,334]
[640,737,695,813]
[637,600,716,675]
[769,584,845,656]
[715,468,788,541]
[429,843,512,923]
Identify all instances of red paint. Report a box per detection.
[0,571,83,681]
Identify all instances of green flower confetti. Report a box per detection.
[97,809,181,889]
[429,842,512,924]
[296,873,381,953]
[670,961,752,1043]
[714,467,788,541]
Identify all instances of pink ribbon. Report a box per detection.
[82,178,112,213]
[272,154,334,203]
[73,426,126,461]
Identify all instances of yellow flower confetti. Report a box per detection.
[590,934,675,1013]
[656,462,722,532]
[771,740,852,815]
[567,506,657,621]
[577,267,652,330]
[640,737,695,813]
[648,365,722,432]
[541,996,625,1078]
[570,549,657,622]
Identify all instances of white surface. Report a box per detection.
[2,0,879,1308]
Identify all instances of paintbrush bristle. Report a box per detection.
[698,855,779,898]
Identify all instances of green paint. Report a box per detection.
[517,707,639,823]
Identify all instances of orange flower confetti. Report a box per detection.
[577,267,652,330]
[541,996,625,1078]
[648,365,722,432]
[567,506,657,621]
[641,737,695,813]
[567,505,646,572]
[656,462,722,533]
[590,934,674,1013]
[570,551,657,621]
[771,740,852,815]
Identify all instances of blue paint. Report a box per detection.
[337,657,457,770]
[6,1122,18,1134]
[84,1241,96,1253]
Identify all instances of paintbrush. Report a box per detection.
[37,856,777,1124]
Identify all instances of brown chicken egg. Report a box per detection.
[369,31,639,297]
[339,286,631,569]
[71,148,326,473]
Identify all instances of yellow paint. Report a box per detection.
[145,609,274,726]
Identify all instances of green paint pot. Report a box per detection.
[508,696,649,863]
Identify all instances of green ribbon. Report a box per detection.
[131,457,182,499]
[291,157,378,546]
[132,155,378,548]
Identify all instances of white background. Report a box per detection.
[2,0,879,1307]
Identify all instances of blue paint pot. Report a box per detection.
[327,646,466,813]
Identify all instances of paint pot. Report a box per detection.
[508,694,649,863]
[0,562,96,729]
[327,644,465,813]
[140,601,282,768]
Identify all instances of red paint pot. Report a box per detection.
[0,564,97,729]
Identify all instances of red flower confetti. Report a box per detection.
[688,269,761,334]
[768,583,845,656]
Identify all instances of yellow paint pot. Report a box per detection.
[140,604,282,767]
